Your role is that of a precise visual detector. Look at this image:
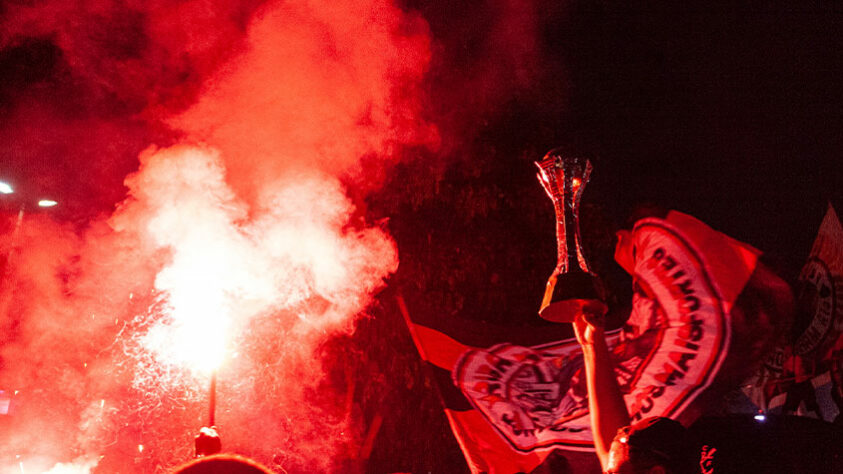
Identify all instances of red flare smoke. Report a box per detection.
[0,0,436,471]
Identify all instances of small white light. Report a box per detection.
[0,182,13,194]
[37,199,58,208]
[754,414,766,422]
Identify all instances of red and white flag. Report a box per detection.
[403,210,788,473]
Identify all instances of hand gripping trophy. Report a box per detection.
[535,148,607,322]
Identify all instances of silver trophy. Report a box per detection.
[535,148,606,322]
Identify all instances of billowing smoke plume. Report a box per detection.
[173,0,438,197]
[0,0,437,472]
[0,0,270,219]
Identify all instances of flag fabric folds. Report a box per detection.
[792,204,843,363]
[742,204,843,421]
[403,210,787,473]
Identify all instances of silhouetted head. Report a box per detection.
[172,454,275,474]
[606,417,694,474]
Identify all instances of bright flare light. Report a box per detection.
[132,147,245,379]
[140,300,231,376]
[38,199,58,207]
[0,181,12,194]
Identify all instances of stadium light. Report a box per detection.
[0,182,12,194]
[37,199,58,208]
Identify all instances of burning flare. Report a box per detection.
[0,0,434,471]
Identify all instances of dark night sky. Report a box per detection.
[359,3,843,337]
[426,2,842,281]
[548,3,842,275]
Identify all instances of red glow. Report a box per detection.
[173,0,438,201]
[0,0,436,471]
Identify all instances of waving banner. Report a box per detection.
[793,205,843,362]
[742,204,843,421]
[403,210,787,473]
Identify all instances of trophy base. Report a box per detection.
[539,298,608,323]
[539,270,607,322]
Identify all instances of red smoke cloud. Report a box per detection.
[0,0,268,220]
[173,0,438,200]
[0,0,264,114]
[0,0,437,472]
[417,0,544,154]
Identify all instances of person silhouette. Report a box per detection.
[172,454,275,474]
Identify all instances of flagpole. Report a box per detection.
[209,369,217,427]
[194,370,222,457]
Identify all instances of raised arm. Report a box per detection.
[574,309,630,471]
